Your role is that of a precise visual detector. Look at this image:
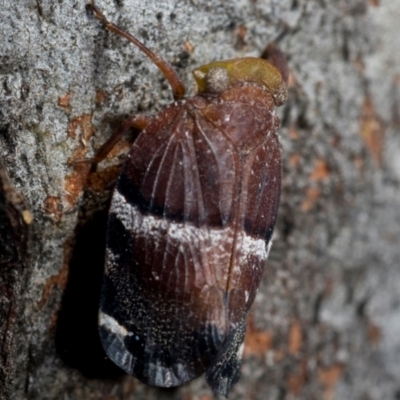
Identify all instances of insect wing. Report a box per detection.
[197,87,282,395]
[99,101,240,387]
[99,87,281,395]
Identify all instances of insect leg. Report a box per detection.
[90,114,153,171]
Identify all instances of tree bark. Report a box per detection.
[1,0,399,399]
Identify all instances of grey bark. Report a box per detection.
[1,0,399,399]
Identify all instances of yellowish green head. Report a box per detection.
[192,57,287,106]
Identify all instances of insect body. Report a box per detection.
[88,2,287,397]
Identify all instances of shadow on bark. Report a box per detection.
[55,206,124,379]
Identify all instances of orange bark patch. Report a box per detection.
[300,187,321,212]
[64,114,94,207]
[43,196,62,223]
[289,319,302,356]
[289,154,301,166]
[244,315,273,357]
[359,95,385,167]
[95,89,108,106]
[64,162,91,208]
[65,115,131,206]
[309,160,329,181]
[368,322,381,345]
[318,363,345,400]
[288,126,299,140]
[370,0,380,6]
[58,92,72,112]
[68,114,94,141]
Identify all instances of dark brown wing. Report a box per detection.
[197,84,282,320]
[197,85,281,395]
[99,85,281,395]
[99,100,240,387]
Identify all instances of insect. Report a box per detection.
[87,1,288,397]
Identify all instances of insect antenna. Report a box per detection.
[87,1,186,100]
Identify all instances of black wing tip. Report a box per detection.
[205,361,241,398]
[99,312,201,387]
[205,321,246,397]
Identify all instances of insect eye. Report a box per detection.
[204,67,230,94]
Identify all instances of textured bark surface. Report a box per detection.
[0,1,399,399]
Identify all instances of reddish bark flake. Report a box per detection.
[58,91,72,112]
[309,159,330,182]
[301,187,321,212]
[318,364,345,400]
[244,315,274,357]
[288,319,302,356]
[359,95,385,167]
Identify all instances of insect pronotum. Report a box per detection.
[87,1,288,396]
